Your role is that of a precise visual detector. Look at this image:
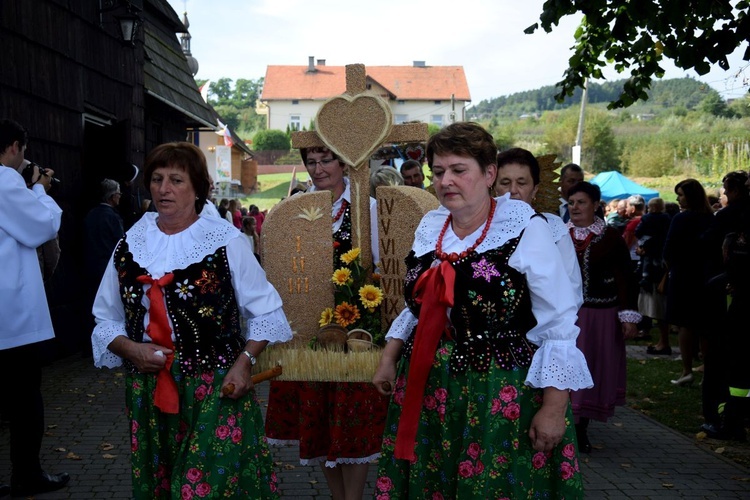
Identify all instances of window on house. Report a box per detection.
[431,115,444,128]
[290,115,301,131]
[292,100,299,105]
[397,100,406,105]
[434,100,442,105]
[394,114,408,124]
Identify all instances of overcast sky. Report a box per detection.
[167,0,749,104]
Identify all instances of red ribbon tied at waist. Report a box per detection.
[394,260,455,461]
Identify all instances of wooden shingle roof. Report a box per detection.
[261,65,470,102]
[143,27,216,128]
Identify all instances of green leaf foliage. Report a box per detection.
[527,0,750,108]
[252,129,291,151]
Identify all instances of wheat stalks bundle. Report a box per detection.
[256,345,382,383]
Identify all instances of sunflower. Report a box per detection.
[319,307,334,327]
[331,268,352,286]
[334,302,361,328]
[359,284,383,309]
[340,248,361,265]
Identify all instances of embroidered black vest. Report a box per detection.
[402,235,537,374]
[113,237,245,375]
[333,201,352,264]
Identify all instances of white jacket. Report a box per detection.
[0,166,62,349]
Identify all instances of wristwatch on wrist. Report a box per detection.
[242,350,257,366]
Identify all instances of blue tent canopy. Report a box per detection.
[590,171,659,202]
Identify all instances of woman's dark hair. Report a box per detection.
[144,142,210,214]
[496,148,540,185]
[568,181,602,204]
[300,146,344,167]
[723,171,749,197]
[426,122,497,173]
[675,178,712,214]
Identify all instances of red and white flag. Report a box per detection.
[215,118,234,148]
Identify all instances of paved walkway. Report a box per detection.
[1,348,749,499]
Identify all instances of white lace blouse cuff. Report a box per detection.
[246,307,293,344]
[524,339,594,391]
[92,322,128,369]
[385,307,418,341]
[618,309,642,324]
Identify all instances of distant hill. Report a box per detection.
[467,77,710,119]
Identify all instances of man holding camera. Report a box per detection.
[0,119,69,497]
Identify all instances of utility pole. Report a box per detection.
[572,78,588,166]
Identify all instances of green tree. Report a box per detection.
[728,95,750,117]
[491,124,516,151]
[543,108,620,173]
[252,129,291,151]
[699,91,730,117]
[427,123,441,136]
[211,78,234,105]
[234,78,264,108]
[526,0,750,108]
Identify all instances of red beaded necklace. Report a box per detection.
[435,198,497,263]
[332,199,348,223]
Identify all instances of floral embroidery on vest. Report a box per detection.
[114,238,245,375]
[401,235,537,374]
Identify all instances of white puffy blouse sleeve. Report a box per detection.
[92,221,292,369]
[91,253,128,368]
[385,306,418,341]
[226,235,292,344]
[509,217,593,391]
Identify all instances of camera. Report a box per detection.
[20,161,60,186]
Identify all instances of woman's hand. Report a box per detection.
[372,339,403,396]
[622,322,638,339]
[221,355,254,400]
[108,337,171,373]
[529,388,568,453]
[220,341,267,400]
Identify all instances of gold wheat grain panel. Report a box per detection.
[256,345,383,383]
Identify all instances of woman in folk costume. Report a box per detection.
[565,181,640,453]
[264,146,388,500]
[372,122,592,498]
[92,142,291,499]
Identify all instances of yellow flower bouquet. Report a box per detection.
[317,247,385,347]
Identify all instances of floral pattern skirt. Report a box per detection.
[375,342,584,499]
[265,380,388,466]
[126,363,278,499]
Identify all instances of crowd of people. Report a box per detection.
[3,113,749,498]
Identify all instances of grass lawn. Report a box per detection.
[240,173,297,212]
[625,337,750,468]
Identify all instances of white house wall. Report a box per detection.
[265,99,470,132]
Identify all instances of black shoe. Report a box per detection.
[575,424,592,454]
[0,484,9,498]
[700,423,747,442]
[10,471,70,497]
[646,345,672,355]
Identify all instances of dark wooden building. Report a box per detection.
[0,0,216,357]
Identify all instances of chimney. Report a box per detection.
[317,59,326,66]
[307,56,317,73]
[413,61,426,67]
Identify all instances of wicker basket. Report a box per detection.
[317,324,348,350]
[347,329,374,351]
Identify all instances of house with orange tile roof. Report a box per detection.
[258,57,471,132]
